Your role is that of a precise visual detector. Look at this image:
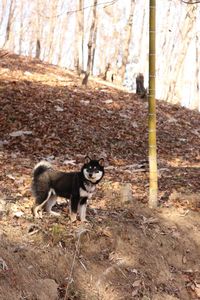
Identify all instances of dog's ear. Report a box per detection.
[98,158,104,167]
[84,156,91,164]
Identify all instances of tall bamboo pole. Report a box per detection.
[148,0,158,208]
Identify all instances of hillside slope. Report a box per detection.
[0,51,200,300]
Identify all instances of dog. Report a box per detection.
[31,156,104,222]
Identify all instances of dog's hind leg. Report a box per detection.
[32,189,55,218]
[44,194,60,217]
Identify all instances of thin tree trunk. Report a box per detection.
[35,0,42,59]
[194,26,199,109]
[18,0,24,54]
[3,0,15,48]
[75,0,84,73]
[148,0,158,208]
[82,0,98,85]
[91,23,98,75]
[36,39,41,59]
[158,1,173,100]
[47,1,58,62]
[57,14,69,65]
[138,5,146,74]
[165,5,196,103]
[118,0,135,83]
[0,0,7,28]
[190,5,199,110]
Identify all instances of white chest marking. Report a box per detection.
[80,184,95,199]
[80,188,90,197]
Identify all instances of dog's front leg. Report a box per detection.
[70,195,79,222]
[69,174,81,222]
[79,197,88,222]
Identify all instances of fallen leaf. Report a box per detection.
[9,130,32,137]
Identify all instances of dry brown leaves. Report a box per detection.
[1,51,200,209]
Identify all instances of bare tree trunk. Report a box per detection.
[194,26,200,109]
[166,5,197,103]
[3,0,15,48]
[47,1,58,62]
[75,0,84,73]
[136,73,147,98]
[118,0,135,83]
[188,6,199,110]
[36,39,41,59]
[82,39,92,85]
[18,0,24,54]
[57,14,69,65]
[82,0,98,85]
[35,0,41,59]
[0,0,7,28]
[91,21,98,75]
[158,1,173,100]
[138,4,147,75]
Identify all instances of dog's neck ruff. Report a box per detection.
[84,181,96,193]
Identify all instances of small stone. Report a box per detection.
[34,278,59,300]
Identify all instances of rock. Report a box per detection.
[13,211,24,218]
[120,183,133,203]
[34,279,58,300]
[24,71,32,76]
[0,140,8,149]
[54,105,64,112]
[80,100,90,105]
[0,257,9,271]
[103,99,113,104]
[0,197,7,213]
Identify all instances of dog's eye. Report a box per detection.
[94,170,99,173]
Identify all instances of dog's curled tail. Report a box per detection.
[33,161,52,178]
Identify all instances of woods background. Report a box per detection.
[0,0,199,110]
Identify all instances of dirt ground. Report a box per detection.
[0,51,200,300]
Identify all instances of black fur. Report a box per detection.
[31,157,104,221]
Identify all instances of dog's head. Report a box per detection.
[82,156,104,184]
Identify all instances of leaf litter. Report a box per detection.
[0,51,200,299]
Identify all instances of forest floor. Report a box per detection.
[0,50,200,300]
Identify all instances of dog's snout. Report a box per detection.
[89,173,93,178]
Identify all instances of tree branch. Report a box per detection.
[39,0,119,19]
[180,0,200,4]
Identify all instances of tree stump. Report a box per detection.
[136,73,147,98]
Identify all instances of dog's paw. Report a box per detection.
[49,211,60,217]
[80,217,88,223]
[32,207,43,219]
[34,211,42,219]
[70,212,77,223]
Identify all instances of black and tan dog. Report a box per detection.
[31,156,104,222]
